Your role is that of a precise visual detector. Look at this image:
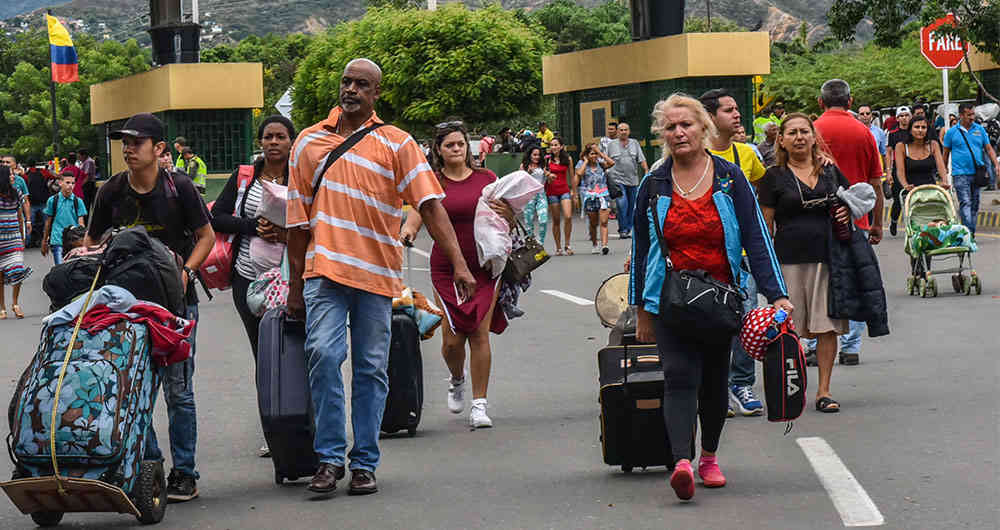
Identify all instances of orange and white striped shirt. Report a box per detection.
[287,108,443,298]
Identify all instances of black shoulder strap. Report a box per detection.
[731,144,741,170]
[648,196,672,269]
[956,127,982,166]
[312,123,387,194]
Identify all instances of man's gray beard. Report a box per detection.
[341,102,361,113]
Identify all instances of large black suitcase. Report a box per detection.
[380,311,423,437]
[257,307,319,484]
[598,344,694,473]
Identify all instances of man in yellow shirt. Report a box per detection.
[699,89,766,418]
[537,121,554,149]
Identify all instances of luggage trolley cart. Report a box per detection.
[2,279,167,526]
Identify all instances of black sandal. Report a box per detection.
[815,397,840,413]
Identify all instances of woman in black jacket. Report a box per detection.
[211,115,295,359]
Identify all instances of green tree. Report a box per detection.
[202,33,314,128]
[292,4,552,135]
[828,0,923,48]
[528,0,630,54]
[683,15,746,33]
[0,31,150,161]
[767,33,976,115]
[365,0,423,7]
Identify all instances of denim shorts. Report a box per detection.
[584,196,610,212]
[547,193,571,204]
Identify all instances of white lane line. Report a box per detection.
[540,289,593,306]
[797,437,885,528]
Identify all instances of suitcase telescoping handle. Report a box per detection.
[402,236,414,287]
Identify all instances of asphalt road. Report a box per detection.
[0,217,997,529]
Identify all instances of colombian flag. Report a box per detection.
[46,15,78,84]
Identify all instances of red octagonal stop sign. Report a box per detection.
[921,14,966,69]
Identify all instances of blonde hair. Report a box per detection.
[650,93,717,159]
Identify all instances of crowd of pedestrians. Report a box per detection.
[4,51,997,514]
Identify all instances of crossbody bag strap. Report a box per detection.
[731,144,741,170]
[312,123,387,195]
[648,196,672,270]
[956,127,983,167]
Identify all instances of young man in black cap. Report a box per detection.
[85,112,214,502]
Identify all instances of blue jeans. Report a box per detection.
[304,277,392,472]
[952,173,981,235]
[145,304,199,478]
[615,185,638,234]
[730,272,757,387]
[51,245,63,265]
[801,320,865,354]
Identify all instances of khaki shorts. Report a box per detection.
[781,262,848,337]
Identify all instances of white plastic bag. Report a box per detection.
[257,179,288,227]
[974,103,999,122]
[474,170,544,278]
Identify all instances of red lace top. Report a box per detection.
[662,191,732,284]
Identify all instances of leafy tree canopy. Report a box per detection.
[292,4,552,135]
[767,31,976,115]
[526,0,630,54]
[0,31,150,161]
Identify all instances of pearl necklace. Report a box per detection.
[672,156,711,197]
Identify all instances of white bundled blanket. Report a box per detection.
[474,171,543,278]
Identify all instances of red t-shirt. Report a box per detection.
[814,109,884,230]
[545,160,570,196]
[662,192,732,285]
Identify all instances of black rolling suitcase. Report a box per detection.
[380,311,423,436]
[257,307,319,484]
[598,344,694,473]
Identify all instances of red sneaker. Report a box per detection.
[669,459,695,500]
[698,457,727,488]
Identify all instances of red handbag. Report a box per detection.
[200,165,254,290]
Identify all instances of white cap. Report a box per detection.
[895,106,912,117]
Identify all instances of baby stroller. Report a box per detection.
[903,184,981,297]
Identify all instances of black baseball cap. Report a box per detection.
[108,113,165,141]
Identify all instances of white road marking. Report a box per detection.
[540,289,593,306]
[797,437,885,527]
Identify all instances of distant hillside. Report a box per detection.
[3,0,854,46]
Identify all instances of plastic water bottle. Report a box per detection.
[765,309,788,340]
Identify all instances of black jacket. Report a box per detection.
[210,159,265,280]
[827,226,889,337]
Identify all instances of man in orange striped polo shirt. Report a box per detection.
[286,58,474,498]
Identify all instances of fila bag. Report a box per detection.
[762,318,807,424]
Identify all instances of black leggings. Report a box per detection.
[655,317,732,463]
[889,181,903,224]
[231,274,261,360]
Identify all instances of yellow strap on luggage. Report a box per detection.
[48,265,102,495]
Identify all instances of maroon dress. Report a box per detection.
[431,168,508,335]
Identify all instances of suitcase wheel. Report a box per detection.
[407,427,417,437]
[31,511,64,527]
[274,470,283,485]
[621,466,633,474]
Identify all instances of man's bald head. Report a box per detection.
[344,58,382,84]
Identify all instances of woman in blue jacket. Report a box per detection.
[629,93,793,501]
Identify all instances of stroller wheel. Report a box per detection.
[952,275,963,293]
[928,278,938,298]
[918,278,928,298]
[907,277,916,296]
[971,275,982,295]
[962,276,972,296]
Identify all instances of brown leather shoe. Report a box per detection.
[347,469,377,495]
[307,463,345,494]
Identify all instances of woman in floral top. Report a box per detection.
[574,143,615,255]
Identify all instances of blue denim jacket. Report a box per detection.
[628,154,787,315]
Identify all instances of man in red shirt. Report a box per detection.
[814,79,884,243]
[812,79,885,367]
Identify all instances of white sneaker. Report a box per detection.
[591,244,600,254]
[447,377,465,414]
[469,398,493,428]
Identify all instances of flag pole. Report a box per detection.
[47,10,60,159]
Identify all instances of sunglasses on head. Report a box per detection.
[436,121,464,130]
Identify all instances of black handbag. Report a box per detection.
[606,177,623,199]
[957,127,990,188]
[650,199,745,338]
[503,218,549,283]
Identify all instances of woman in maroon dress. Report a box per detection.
[400,122,514,429]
